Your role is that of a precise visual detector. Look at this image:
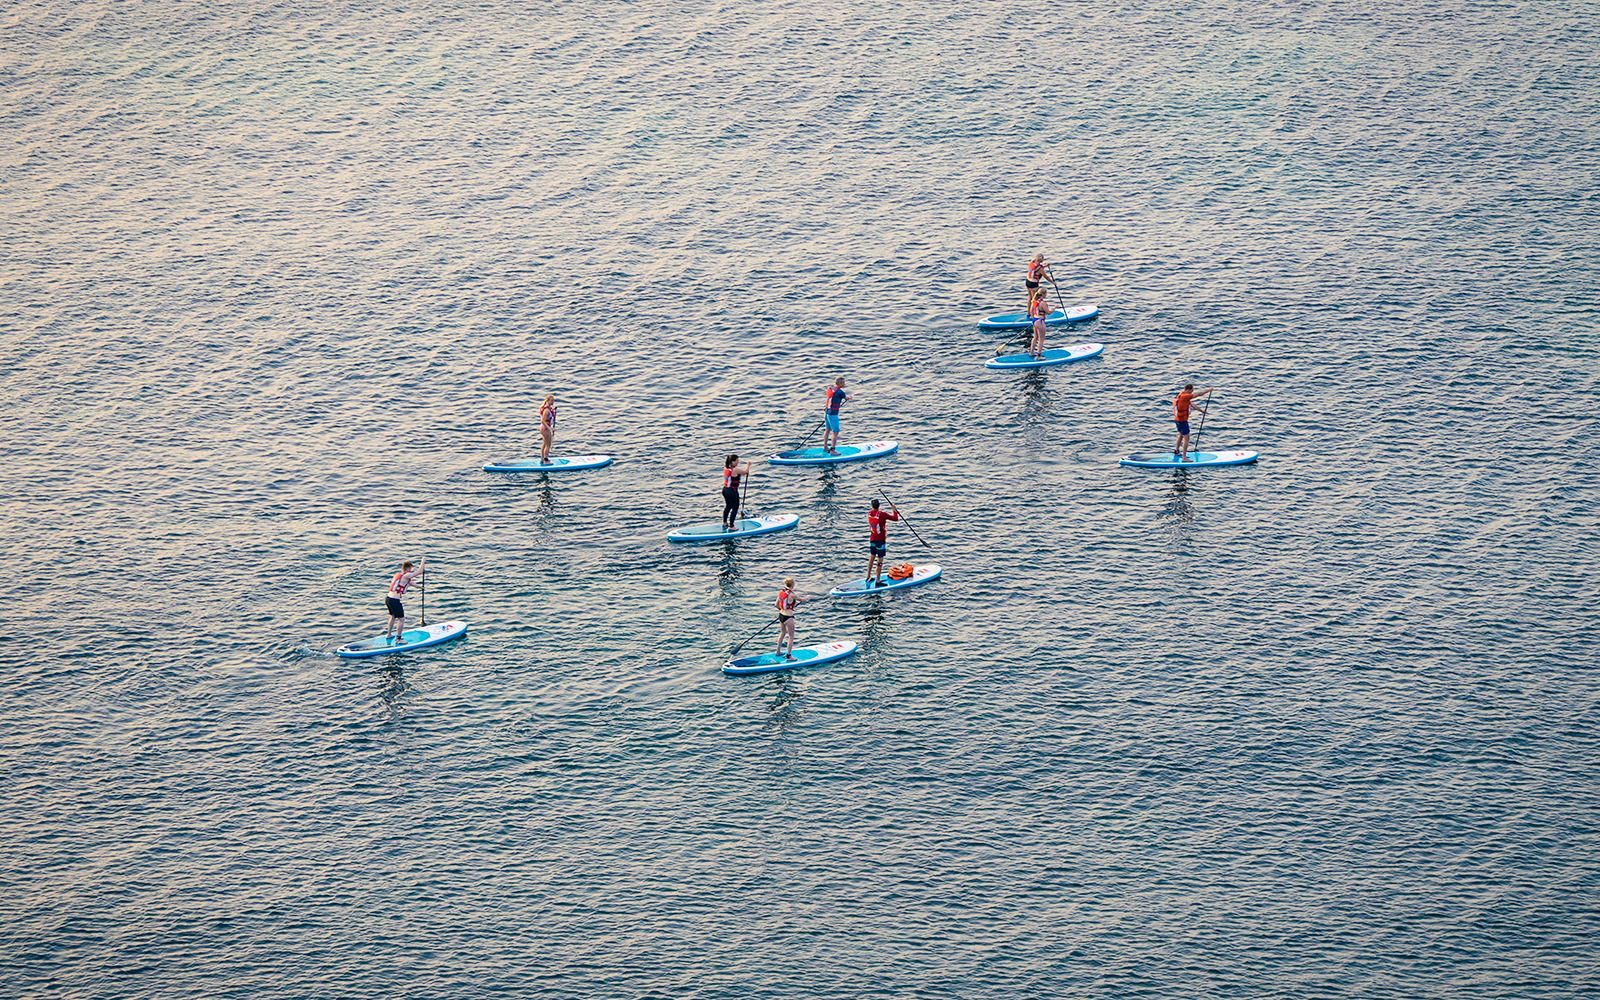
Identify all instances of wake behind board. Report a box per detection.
[723,640,859,676]
[1119,450,1259,469]
[668,513,800,543]
[483,455,613,473]
[986,343,1105,370]
[977,304,1098,330]
[337,620,469,659]
[829,564,943,597]
[768,440,899,466]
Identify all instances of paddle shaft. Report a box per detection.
[420,557,426,625]
[878,489,930,548]
[1193,399,1211,453]
[731,615,781,654]
[795,418,825,451]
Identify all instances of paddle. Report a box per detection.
[1192,398,1211,456]
[878,488,930,548]
[794,418,825,452]
[419,556,426,626]
[730,616,780,655]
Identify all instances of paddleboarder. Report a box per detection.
[384,559,424,643]
[1173,383,1214,460]
[821,377,852,455]
[1028,290,1050,358]
[538,394,557,464]
[775,577,808,660]
[865,498,901,586]
[722,454,753,531]
[1025,253,1054,310]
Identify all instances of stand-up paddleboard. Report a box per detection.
[483,455,613,473]
[668,513,800,543]
[723,640,858,676]
[830,564,942,596]
[337,620,469,659]
[768,441,899,466]
[977,304,1098,330]
[986,343,1105,370]
[1119,450,1259,469]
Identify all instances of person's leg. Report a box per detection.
[540,427,552,462]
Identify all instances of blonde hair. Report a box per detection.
[783,578,795,588]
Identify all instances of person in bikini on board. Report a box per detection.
[722,454,753,531]
[538,394,557,464]
[775,577,808,660]
[821,376,852,455]
[1172,383,1214,460]
[1028,288,1050,358]
[384,559,424,644]
[865,498,900,587]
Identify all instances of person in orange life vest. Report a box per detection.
[775,577,809,660]
[1028,289,1050,358]
[721,453,753,531]
[1025,253,1055,311]
[384,559,424,643]
[822,376,852,455]
[866,497,901,587]
[1172,383,1214,460]
[538,394,558,464]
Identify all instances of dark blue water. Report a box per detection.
[3,1,1598,996]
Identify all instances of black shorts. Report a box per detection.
[870,540,886,556]
[778,614,794,623]
[1025,280,1040,290]
[386,596,405,618]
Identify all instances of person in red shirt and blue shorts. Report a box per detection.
[1172,382,1214,460]
[865,498,901,587]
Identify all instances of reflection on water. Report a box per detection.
[375,664,410,722]
[1159,473,1197,528]
[717,545,744,588]
[1017,369,1052,423]
[761,671,806,727]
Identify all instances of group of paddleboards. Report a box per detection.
[337,253,1261,665]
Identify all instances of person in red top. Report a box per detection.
[1172,382,1214,460]
[774,577,808,660]
[1025,253,1055,311]
[384,559,424,644]
[865,498,901,587]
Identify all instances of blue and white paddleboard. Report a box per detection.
[336,620,469,659]
[723,639,859,676]
[768,440,899,466]
[829,563,943,597]
[483,455,613,473]
[1119,450,1259,469]
[986,343,1105,370]
[977,303,1098,330]
[668,513,800,543]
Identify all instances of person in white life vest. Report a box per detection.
[384,559,424,644]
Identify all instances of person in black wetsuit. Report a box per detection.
[721,454,753,531]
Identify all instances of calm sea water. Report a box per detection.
[3,1,1598,996]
